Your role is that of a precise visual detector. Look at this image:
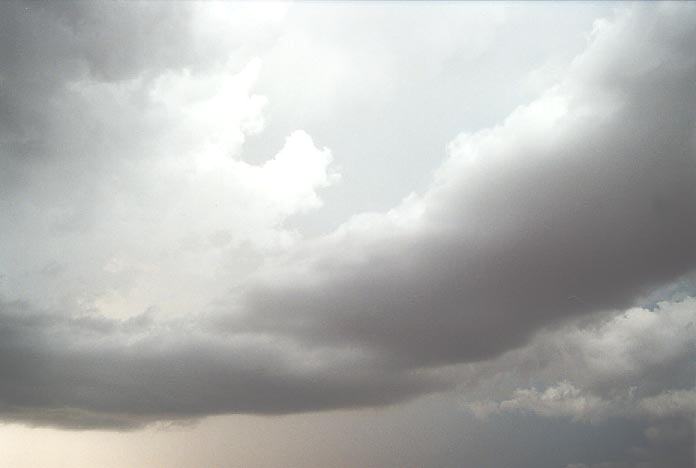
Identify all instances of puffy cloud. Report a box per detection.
[1,25,338,317]
[460,298,695,423]
[639,390,696,419]
[469,383,696,423]
[481,381,612,422]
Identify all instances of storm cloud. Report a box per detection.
[0,3,694,453]
[237,4,696,367]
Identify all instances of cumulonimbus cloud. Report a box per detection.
[0,3,694,429]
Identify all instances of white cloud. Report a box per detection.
[0,56,338,318]
[460,298,696,425]
[468,383,696,423]
[639,390,696,419]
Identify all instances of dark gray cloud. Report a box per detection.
[0,299,445,429]
[0,2,187,149]
[0,1,277,195]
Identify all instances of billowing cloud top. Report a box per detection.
[0,2,694,450]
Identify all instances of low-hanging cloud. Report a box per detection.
[0,298,445,429]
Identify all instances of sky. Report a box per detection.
[0,1,694,467]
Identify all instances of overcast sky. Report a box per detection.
[0,1,695,467]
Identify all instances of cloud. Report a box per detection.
[1,37,338,317]
[0,1,284,194]
[639,390,696,419]
[0,298,444,429]
[0,2,694,432]
[473,381,612,422]
[460,298,695,423]
[469,383,696,423]
[235,3,696,369]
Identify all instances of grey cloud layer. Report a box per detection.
[0,299,444,429]
[0,2,694,434]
